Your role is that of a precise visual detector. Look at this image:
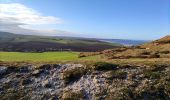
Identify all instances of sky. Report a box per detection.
[0,0,170,40]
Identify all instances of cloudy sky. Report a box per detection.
[0,0,170,40]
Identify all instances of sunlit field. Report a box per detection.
[0,52,100,61]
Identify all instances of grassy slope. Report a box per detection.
[0,32,121,46]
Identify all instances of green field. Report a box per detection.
[0,52,100,61]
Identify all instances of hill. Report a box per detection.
[153,35,170,43]
[140,35,170,53]
[79,35,170,59]
[0,32,122,52]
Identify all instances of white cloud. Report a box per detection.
[0,3,80,36]
[0,3,62,25]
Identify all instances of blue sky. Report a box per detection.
[0,0,170,40]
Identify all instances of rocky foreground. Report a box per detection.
[0,62,170,100]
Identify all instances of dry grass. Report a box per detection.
[62,90,84,100]
[1,58,170,67]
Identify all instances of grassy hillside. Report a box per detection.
[0,32,122,52]
[140,35,170,53]
[79,35,170,59]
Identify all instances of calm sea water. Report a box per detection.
[101,39,150,46]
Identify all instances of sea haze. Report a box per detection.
[100,39,150,46]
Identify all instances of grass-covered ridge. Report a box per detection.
[0,31,122,52]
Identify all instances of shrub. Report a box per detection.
[39,64,52,70]
[150,64,167,72]
[61,67,87,84]
[144,71,161,79]
[105,87,133,100]
[135,84,170,100]
[92,62,118,71]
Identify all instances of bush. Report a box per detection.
[92,62,118,71]
[135,84,170,100]
[61,67,87,84]
[144,71,161,79]
[105,87,133,100]
[150,64,167,72]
